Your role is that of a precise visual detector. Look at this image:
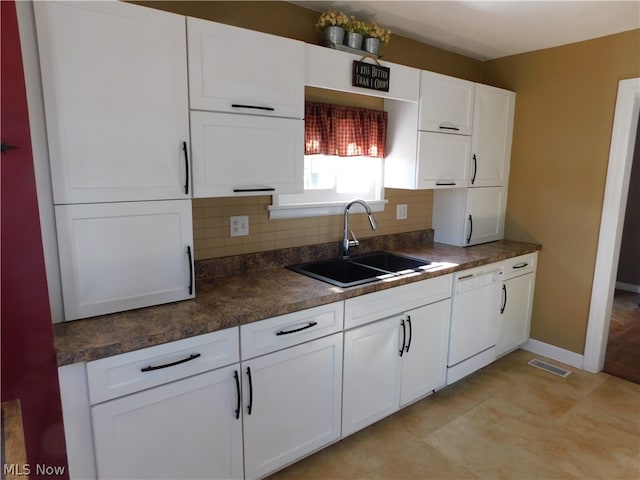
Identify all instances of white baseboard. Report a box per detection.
[615,281,640,293]
[521,338,584,369]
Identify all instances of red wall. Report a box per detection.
[1,1,68,477]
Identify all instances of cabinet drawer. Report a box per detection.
[502,252,537,280]
[87,328,239,404]
[241,302,343,359]
[344,275,452,329]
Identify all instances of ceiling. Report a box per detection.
[290,1,640,60]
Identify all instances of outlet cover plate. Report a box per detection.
[230,215,249,237]
[396,204,408,220]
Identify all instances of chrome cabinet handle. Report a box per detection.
[140,353,201,372]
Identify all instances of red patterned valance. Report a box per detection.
[304,101,387,158]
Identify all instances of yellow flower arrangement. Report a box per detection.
[345,17,369,36]
[366,22,391,45]
[315,10,349,29]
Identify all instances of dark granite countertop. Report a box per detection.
[53,238,541,366]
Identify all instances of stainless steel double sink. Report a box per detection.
[287,252,434,287]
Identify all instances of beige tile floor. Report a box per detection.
[268,349,640,480]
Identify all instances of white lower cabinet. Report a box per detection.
[241,333,343,480]
[92,365,243,480]
[342,316,402,437]
[88,328,242,480]
[342,276,453,437]
[400,299,452,406]
[496,253,538,357]
[342,298,452,437]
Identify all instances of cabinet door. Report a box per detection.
[497,273,535,356]
[188,17,304,118]
[34,1,190,204]
[92,366,244,480]
[190,111,303,197]
[419,70,475,135]
[465,186,506,246]
[400,299,451,406]
[55,200,194,320]
[417,131,471,188]
[242,334,342,480]
[342,317,402,437]
[470,85,515,187]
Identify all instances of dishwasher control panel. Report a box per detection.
[454,268,504,295]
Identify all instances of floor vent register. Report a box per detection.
[527,358,572,378]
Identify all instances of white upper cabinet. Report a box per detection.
[433,186,506,247]
[415,132,471,189]
[187,17,304,118]
[419,70,475,135]
[190,111,304,197]
[305,44,420,103]
[34,1,190,204]
[470,85,516,187]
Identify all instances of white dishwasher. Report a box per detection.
[447,264,504,384]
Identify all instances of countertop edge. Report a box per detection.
[54,240,541,366]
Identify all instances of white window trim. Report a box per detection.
[268,198,388,220]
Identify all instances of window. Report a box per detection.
[270,101,388,219]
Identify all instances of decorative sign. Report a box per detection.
[352,60,390,92]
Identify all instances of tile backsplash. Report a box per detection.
[192,188,433,260]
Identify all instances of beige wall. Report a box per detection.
[482,29,640,354]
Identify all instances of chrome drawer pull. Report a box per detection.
[140,353,201,372]
[275,321,318,336]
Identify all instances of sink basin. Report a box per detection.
[352,252,433,273]
[287,258,392,287]
[287,252,433,287]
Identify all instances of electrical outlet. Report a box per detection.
[396,204,408,220]
[230,215,249,237]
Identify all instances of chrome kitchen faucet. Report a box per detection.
[342,199,377,258]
